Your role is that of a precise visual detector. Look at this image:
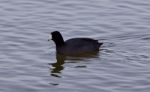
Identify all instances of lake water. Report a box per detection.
[0,0,150,92]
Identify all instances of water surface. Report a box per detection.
[0,0,150,92]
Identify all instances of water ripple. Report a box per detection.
[0,0,150,92]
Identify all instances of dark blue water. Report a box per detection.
[0,0,150,92]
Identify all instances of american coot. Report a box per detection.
[51,31,103,56]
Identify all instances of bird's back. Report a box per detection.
[57,38,102,56]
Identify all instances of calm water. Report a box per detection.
[0,0,150,92]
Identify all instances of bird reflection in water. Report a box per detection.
[49,51,100,78]
[49,54,66,78]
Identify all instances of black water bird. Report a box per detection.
[51,31,103,56]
